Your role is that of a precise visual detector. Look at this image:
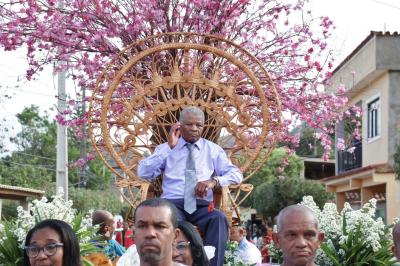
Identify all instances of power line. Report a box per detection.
[4,86,56,97]
[0,159,56,172]
[370,0,400,10]
[12,151,57,161]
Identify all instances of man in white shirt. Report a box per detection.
[230,225,262,265]
[138,106,243,266]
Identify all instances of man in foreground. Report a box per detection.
[273,205,324,266]
[134,198,184,266]
[138,106,243,265]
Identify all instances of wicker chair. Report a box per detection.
[88,32,281,225]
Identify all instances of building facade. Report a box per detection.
[322,31,400,223]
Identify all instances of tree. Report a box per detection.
[242,147,332,218]
[293,123,333,158]
[253,177,333,220]
[243,147,302,207]
[0,0,350,159]
[248,147,304,187]
[0,105,113,190]
[0,106,128,218]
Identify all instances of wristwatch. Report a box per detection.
[211,176,219,187]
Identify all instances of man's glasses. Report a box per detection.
[174,241,191,254]
[24,243,64,258]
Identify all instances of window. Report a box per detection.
[367,97,380,139]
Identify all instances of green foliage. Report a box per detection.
[293,123,335,159]
[252,177,333,219]
[294,124,325,157]
[0,105,113,190]
[242,148,304,208]
[0,220,24,266]
[0,200,19,220]
[69,187,128,215]
[248,148,304,188]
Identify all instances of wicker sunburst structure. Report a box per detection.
[88,32,281,223]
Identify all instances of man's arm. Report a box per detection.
[136,144,171,180]
[137,123,181,180]
[213,147,243,186]
[194,145,243,198]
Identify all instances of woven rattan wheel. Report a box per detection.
[88,32,281,208]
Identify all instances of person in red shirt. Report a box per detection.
[116,222,134,249]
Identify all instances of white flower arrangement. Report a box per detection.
[267,196,397,265]
[300,196,396,265]
[0,189,99,265]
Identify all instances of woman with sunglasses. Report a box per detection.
[24,219,82,266]
[173,221,210,266]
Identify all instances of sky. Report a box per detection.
[0,0,399,151]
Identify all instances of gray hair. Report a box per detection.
[276,205,318,232]
[179,106,205,123]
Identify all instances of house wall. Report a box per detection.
[327,37,377,94]
[360,73,389,166]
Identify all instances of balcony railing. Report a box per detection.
[337,141,362,174]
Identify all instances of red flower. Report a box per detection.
[208,201,215,212]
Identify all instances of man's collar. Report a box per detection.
[177,137,203,150]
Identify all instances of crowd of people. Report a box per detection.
[22,199,400,266]
[20,107,400,266]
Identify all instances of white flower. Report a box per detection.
[298,196,392,265]
[13,191,93,247]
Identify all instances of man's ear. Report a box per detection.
[173,228,181,244]
[318,232,325,245]
[272,232,280,248]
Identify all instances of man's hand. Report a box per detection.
[195,179,217,198]
[168,122,181,149]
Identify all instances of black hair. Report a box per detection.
[178,221,210,266]
[23,219,82,266]
[134,198,179,228]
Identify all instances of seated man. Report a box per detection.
[392,222,400,260]
[272,205,324,266]
[92,210,126,261]
[138,106,243,266]
[230,225,262,265]
[133,198,184,266]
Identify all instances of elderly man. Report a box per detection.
[138,106,243,266]
[133,198,184,266]
[392,223,400,260]
[272,205,325,266]
[229,225,262,265]
[92,210,126,261]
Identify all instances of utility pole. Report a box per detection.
[56,68,68,200]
